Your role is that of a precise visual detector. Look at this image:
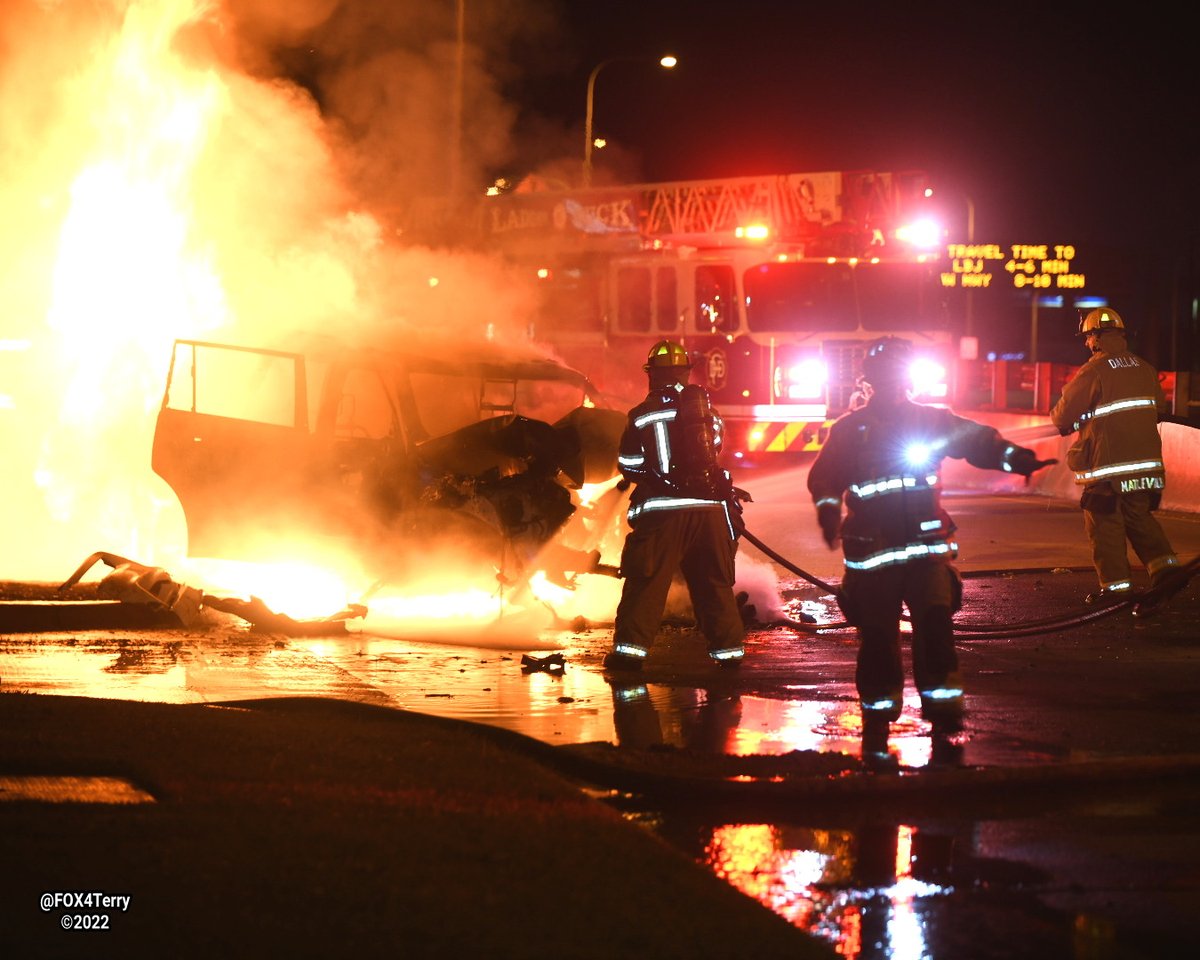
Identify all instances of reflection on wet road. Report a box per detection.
[0,627,621,745]
[651,782,1199,960]
[3,596,950,767]
[3,484,1199,959]
[8,616,1196,959]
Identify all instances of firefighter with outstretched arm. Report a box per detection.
[807,336,1056,765]
[603,340,748,672]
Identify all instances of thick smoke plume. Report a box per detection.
[0,0,570,583]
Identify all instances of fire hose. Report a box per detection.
[740,527,1199,639]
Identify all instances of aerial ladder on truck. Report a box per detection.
[393,169,952,456]
[397,169,932,256]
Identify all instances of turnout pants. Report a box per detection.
[1083,488,1178,592]
[613,507,744,656]
[840,560,963,726]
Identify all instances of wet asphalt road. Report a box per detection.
[4,492,1197,766]
[2,480,1199,959]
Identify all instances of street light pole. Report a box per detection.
[1030,293,1039,365]
[583,54,677,188]
[964,194,976,337]
[449,0,464,198]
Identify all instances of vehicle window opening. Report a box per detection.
[655,266,678,332]
[408,371,482,437]
[695,265,737,334]
[511,377,588,424]
[480,378,517,416]
[616,266,652,332]
[744,261,858,333]
[856,261,948,331]
[164,341,302,428]
[334,366,396,441]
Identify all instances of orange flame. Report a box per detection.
[2,1,612,635]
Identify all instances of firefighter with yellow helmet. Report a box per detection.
[808,336,1056,764]
[603,339,748,672]
[1050,307,1184,615]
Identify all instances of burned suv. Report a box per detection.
[151,337,628,591]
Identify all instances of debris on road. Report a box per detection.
[520,652,566,674]
[201,594,367,636]
[53,551,366,637]
[59,552,204,627]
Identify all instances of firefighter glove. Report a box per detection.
[816,502,841,549]
[1007,446,1058,482]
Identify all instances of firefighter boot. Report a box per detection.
[929,734,965,768]
[861,715,896,771]
[925,709,966,766]
[1133,561,1195,619]
[710,646,745,669]
[603,651,644,673]
[1084,587,1133,607]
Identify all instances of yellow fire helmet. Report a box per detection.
[643,339,693,371]
[1078,307,1125,335]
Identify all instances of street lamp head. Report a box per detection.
[583,53,680,188]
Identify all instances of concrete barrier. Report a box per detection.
[941,412,1199,515]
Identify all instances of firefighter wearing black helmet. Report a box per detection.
[1050,307,1184,615]
[807,336,1056,765]
[603,340,748,672]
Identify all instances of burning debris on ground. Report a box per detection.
[2,542,622,642]
[15,551,366,637]
[60,552,205,627]
[199,595,368,637]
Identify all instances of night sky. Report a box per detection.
[531,2,1193,242]
[505,1,1197,363]
[274,0,1195,365]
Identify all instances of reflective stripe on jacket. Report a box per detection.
[619,384,734,534]
[1049,339,1167,491]
[807,398,1022,570]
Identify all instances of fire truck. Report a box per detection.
[399,169,954,457]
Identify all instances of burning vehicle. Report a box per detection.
[151,337,629,600]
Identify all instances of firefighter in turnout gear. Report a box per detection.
[1050,307,1184,616]
[807,336,1056,764]
[604,340,748,672]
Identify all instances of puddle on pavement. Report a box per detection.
[651,815,1062,959]
[0,617,941,763]
[0,629,622,744]
[637,779,1200,960]
[2,604,1190,959]
[607,682,938,768]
